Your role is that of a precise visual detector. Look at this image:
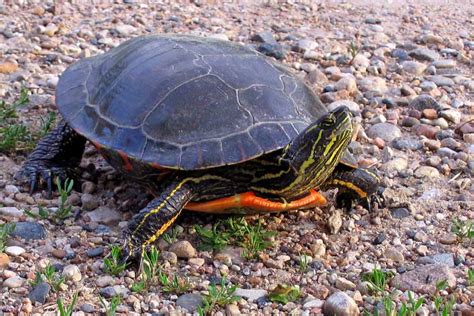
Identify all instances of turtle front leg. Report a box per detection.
[324,167,385,211]
[16,120,86,196]
[120,179,196,264]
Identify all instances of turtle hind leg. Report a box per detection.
[16,120,86,196]
[120,179,195,264]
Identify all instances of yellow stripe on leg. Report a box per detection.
[143,209,183,246]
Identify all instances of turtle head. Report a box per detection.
[278,106,354,196]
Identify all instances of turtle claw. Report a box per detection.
[16,162,75,198]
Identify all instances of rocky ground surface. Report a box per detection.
[0,1,473,315]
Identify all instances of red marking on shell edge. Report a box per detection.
[91,141,103,150]
[118,150,133,172]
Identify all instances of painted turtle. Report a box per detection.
[18,35,381,262]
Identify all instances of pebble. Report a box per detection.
[294,39,318,52]
[62,264,82,282]
[357,76,387,94]
[351,54,370,68]
[188,258,205,266]
[161,251,178,265]
[169,241,196,258]
[384,247,405,263]
[408,95,441,111]
[334,77,358,94]
[412,124,439,139]
[251,31,278,45]
[335,277,356,291]
[96,275,115,287]
[226,304,240,315]
[81,193,100,211]
[5,246,25,257]
[310,239,326,258]
[382,157,408,172]
[367,123,401,142]
[327,100,360,114]
[439,233,457,245]
[409,48,440,61]
[303,299,324,309]
[429,75,454,87]
[323,291,359,316]
[390,208,410,219]
[401,61,426,75]
[430,253,455,267]
[3,276,24,288]
[432,60,456,69]
[440,109,461,124]
[29,282,51,304]
[176,293,204,312]
[87,247,104,257]
[52,249,67,259]
[391,137,423,150]
[0,253,10,268]
[391,264,456,294]
[115,24,137,37]
[235,288,267,301]
[0,62,18,74]
[85,206,122,224]
[0,207,23,217]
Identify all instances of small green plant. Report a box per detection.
[451,219,474,241]
[0,88,32,153]
[468,268,474,286]
[24,178,74,222]
[36,112,57,138]
[158,270,190,294]
[195,223,230,252]
[197,278,240,316]
[348,41,360,63]
[398,291,424,316]
[29,271,44,287]
[298,254,311,273]
[239,221,276,259]
[268,284,301,304]
[362,268,395,294]
[131,246,160,292]
[432,279,456,315]
[0,124,31,152]
[0,222,15,253]
[104,245,128,276]
[56,178,74,220]
[57,292,78,316]
[162,226,180,244]
[42,263,65,292]
[99,295,121,316]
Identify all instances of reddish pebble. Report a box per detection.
[422,108,438,119]
[424,139,441,150]
[373,137,385,148]
[0,253,10,268]
[412,124,439,139]
[51,249,67,259]
[386,110,399,121]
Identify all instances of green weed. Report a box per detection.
[162,226,180,244]
[158,270,190,294]
[239,221,276,260]
[57,292,78,316]
[37,112,57,138]
[451,219,474,241]
[362,268,395,294]
[298,254,310,273]
[42,263,65,292]
[468,269,474,286]
[0,222,15,253]
[197,278,240,316]
[398,291,424,316]
[131,246,160,292]
[103,245,128,276]
[268,284,301,304]
[194,223,230,252]
[99,295,121,316]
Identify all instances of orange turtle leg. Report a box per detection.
[185,189,327,213]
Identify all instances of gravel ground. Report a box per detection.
[0,1,473,315]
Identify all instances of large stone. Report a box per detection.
[408,95,441,111]
[84,206,122,225]
[169,241,196,258]
[323,291,359,316]
[234,288,267,301]
[409,48,440,61]
[29,282,51,304]
[414,166,440,178]
[357,76,387,94]
[367,123,401,142]
[401,61,426,75]
[176,293,204,312]
[391,264,456,294]
[11,222,46,240]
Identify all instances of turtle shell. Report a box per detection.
[56,35,328,170]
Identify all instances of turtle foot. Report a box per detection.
[15,161,77,198]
